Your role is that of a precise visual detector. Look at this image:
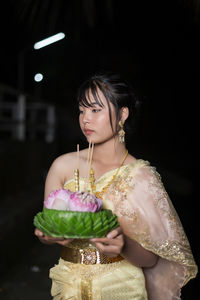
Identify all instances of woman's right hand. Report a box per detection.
[34,228,73,246]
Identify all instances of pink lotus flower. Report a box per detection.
[44,189,103,212]
[69,191,102,212]
[44,189,72,210]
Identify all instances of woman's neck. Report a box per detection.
[92,138,127,166]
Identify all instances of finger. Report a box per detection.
[46,237,65,242]
[91,234,123,245]
[35,229,44,237]
[56,239,73,246]
[90,237,109,243]
[93,241,114,251]
[93,235,124,253]
[90,238,117,246]
[94,242,120,257]
[92,237,123,249]
[107,227,122,239]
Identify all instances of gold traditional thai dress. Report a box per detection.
[50,159,198,300]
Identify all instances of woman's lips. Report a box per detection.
[84,129,94,135]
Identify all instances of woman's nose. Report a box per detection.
[82,110,91,124]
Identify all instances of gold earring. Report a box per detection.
[118,121,125,143]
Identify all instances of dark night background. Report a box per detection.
[0,1,199,299]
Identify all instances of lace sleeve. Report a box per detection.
[106,162,198,300]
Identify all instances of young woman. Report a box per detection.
[35,72,197,300]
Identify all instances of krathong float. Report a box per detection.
[34,143,119,238]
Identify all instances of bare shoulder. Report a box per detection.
[50,151,78,174]
[55,148,89,166]
[53,152,77,166]
[126,153,137,164]
[44,152,79,198]
[49,149,89,181]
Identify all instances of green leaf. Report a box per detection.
[33,208,119,238]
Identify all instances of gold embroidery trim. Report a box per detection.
[81,278,92,300]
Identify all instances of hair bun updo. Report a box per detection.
[78,71,143,134]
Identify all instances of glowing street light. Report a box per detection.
[34,73,43,82]
[34,32,65,50]
[18,32,65,92]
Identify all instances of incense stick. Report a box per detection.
[89,142,94,171]
[84,141,91,191]
[77,144,79,169]
[89,142,95,193]
[74,144,80,191]
[86,141,94,192]
[87,141,91,167]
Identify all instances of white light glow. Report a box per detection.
[34,73,43,82]
[34,32,65,50]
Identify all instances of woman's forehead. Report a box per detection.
[79,87,108,107]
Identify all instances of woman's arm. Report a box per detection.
[90,227,158,268]
[43,156,66,199]
[122,233,158,267]
[34,155,74,246]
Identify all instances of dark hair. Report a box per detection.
[77,71,141,133]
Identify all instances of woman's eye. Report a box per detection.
[79,110,83,114]
[92,109,101,113]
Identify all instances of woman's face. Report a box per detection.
[79,88,117,144]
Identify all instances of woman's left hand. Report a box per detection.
[89,227,124,258]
